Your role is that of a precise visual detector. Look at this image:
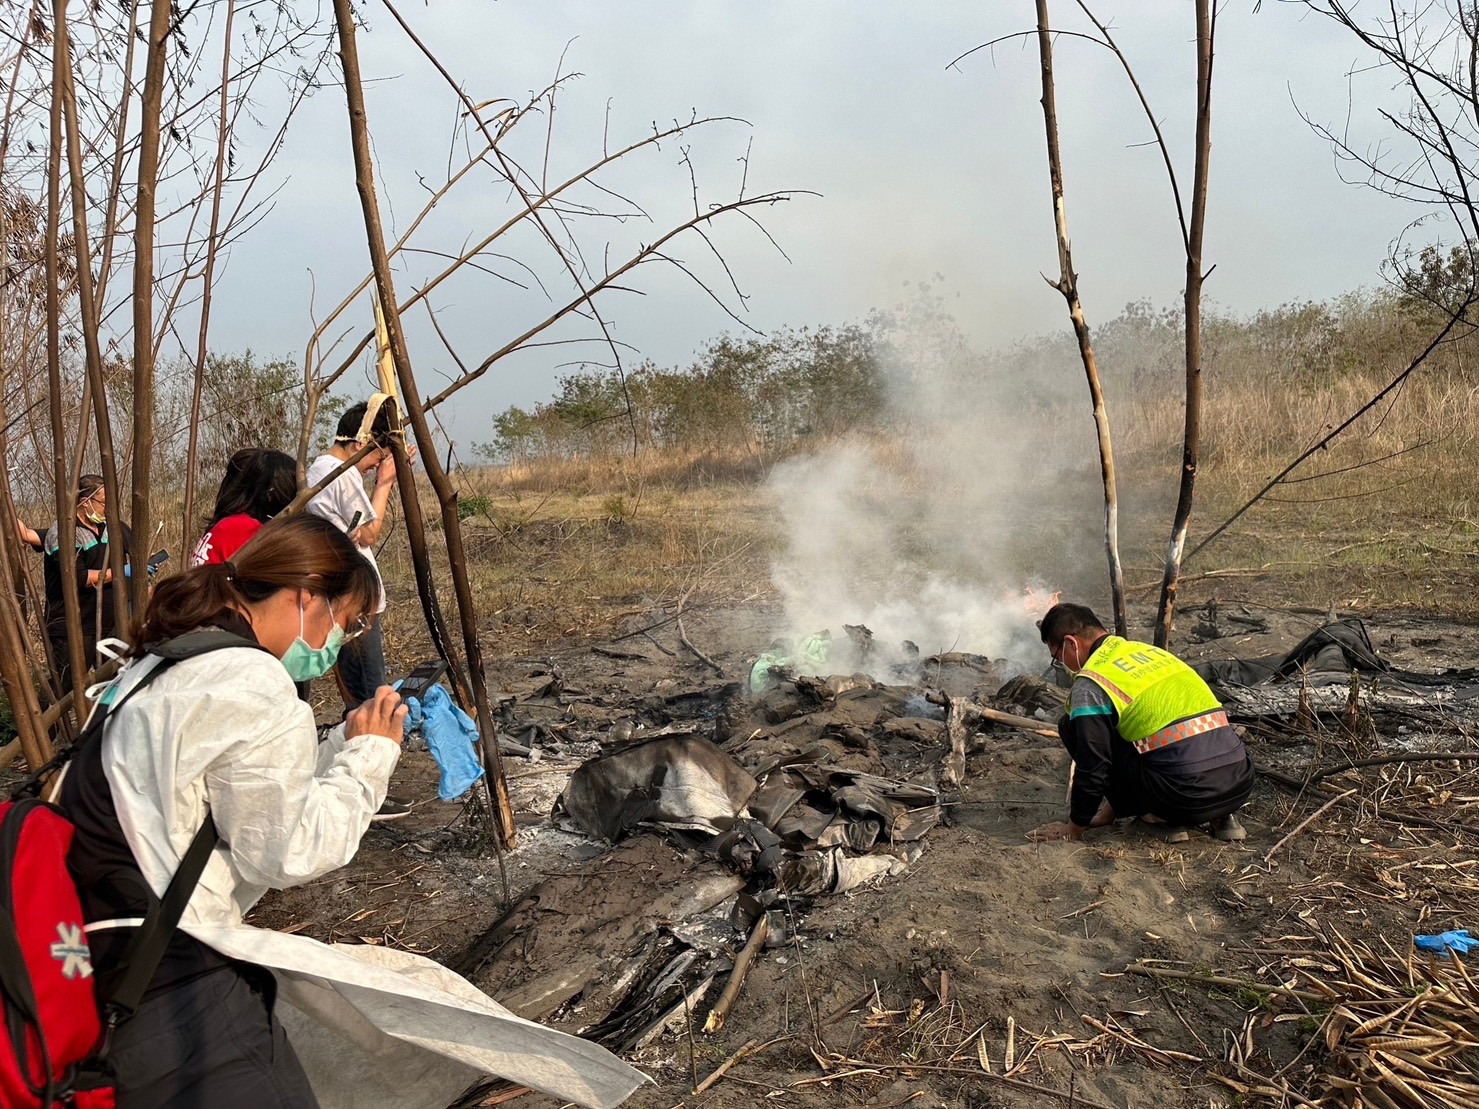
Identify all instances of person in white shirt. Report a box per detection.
[305,402,408,707]
[306,402,416,820]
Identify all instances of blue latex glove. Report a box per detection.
[400,683,485,802]
[1415,930,1477,955]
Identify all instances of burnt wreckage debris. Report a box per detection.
[434,609,1479,1109]
[452,627,1064,1052]
[449,614,1479,1054]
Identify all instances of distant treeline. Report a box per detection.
[475,250,1479,465]
[476,324,887,462]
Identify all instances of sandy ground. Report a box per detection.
[237,601,1479,1108]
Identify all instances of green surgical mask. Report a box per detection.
[280,598,346,682]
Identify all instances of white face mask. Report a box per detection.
[1053,637,1081,675]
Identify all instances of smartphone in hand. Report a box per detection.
[397,659,448,703]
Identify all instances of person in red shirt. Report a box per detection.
[190,449,298,567]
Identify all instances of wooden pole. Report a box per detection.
[330,0,517,848]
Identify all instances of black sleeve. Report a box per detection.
[1067,713,1118,827]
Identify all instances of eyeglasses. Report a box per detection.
[319,593,372,640]
[1049,638,1071,673]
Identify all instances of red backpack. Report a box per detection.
[0,799,114,1108]
[0,630,253,1107]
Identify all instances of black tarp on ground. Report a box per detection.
[1193,618,1390,691]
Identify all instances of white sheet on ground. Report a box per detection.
[190,925,646,1109]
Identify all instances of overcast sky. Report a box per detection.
[206,1,1418,453]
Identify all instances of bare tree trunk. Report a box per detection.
[130,0,173,618]
[0,541,49,771]
[45,2,87,706]
[331,0,517,849]
[92,0,141,314]
[1153,0,1215,649]
[57,2,130,641]
[0,409,52,768]
[182,0,237,542]
[1034,0,1127,636]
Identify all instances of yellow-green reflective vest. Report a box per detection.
[1073,636,1225,753]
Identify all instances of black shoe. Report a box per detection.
[372,794,413,821]
[1209,814,1246,842]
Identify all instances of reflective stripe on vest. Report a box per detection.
[1074,636,1223,748]
[1133,709,1230,755]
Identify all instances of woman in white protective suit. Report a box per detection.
[58,512,395,1106]
[54,512,645,1109]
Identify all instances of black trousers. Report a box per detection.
[108,964,318,1109]
[49,631,96,692]
[1063,730,1255,826]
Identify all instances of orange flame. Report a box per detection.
[1018,587,1062,619]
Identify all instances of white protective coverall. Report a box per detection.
[88,645,646,1109]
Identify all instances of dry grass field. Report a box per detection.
[1116,355,1479,617]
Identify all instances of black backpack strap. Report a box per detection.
[10,658,173,801]
[88,630,268,1024]
[11,629,265,1030]
[102,813,219,1021]
[144,628,260,662]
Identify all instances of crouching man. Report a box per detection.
[1027,602,1254,844]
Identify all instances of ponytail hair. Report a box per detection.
[130,514,378,655]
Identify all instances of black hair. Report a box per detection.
[1038,602,1107,647]
[132,514,378,656]
[77,474,104,500]
[207,448,297,527]
[334,402,368,443]
[333,399,396,447]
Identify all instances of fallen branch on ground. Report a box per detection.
[677,617,725,676]
[1303,751,1479,785]
[1265,788,1357,864]
[1257,764,1479,839]
[692,1037,764,1096]
[705,914,768,1033]
[924,691,1060,739]
[1124,963,1328,1003]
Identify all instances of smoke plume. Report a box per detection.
[761,286,1112,679]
